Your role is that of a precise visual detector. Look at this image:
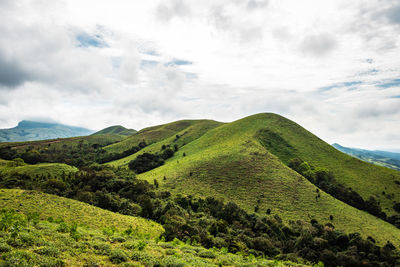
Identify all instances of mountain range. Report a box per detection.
[0,120,93,142]
[333,143,400,171]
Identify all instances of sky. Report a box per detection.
[0,0,400,151]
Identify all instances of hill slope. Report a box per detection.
[107,113,400,245]
[250,114,400,216]
[0,188,163,235]
[105,119,223,163]
[332,143,400,171]
[0,120,93,142]
[93,125,137,136]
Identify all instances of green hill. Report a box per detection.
[0,134,126,167]
[0,159,78,179]
[93,125,137,137]
[250,114,400,216]
[0,189,163,235]
[105,119,223,164]
[0,120,93,142]
[108,113,400,245]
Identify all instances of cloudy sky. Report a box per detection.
[0,0,400,151]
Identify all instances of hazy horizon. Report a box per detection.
[1,0,399,151]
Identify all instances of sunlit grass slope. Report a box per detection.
[0,159,78,178]
[252,113,400,216]
[0,188,163,237]
[106,120,223,167]
[0,134,125,151]
[92,125,137,136]
[136,113,400,245]
[104,119,223,155]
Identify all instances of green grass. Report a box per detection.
[0,190,308,266]
[0,134,124,151]
[0,160,78,178]
[105,119,222,155]
[106,120,223,167]
[251,113,400,216]
[0,189,163,237]
[129,113,400,245]
[92,125,137,137]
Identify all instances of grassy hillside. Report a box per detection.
[0,189,303,266]
[0,160,77,177]
[117,113,400,245]
[105,119,223,155]
[252,114,400,216]
[0,189,163,236]
[93,125,137,137]
[0,134,124,151]
[0,134,126,167]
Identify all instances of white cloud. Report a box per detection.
[0,0,399,150]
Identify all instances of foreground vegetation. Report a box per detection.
[1,166,399,266]
[0,192,307,266]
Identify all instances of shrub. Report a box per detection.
[1,250,34,266]
[160,242,175,249]
[393,203,400,213]
[137,240,147,251]
[162,256,186,267]
[0,242,11,252]
[92,242,111,255]
[165,248,177,255]
[69,223,81,241]
[131,251,159,265]
[128,153,164,174]
[198,250,216,259]
[109,249,128,264]
[57,222,69,233]
[111,236,126,243]
[17,232,35,247]
[34,246,61,257]
[83,256,100,267]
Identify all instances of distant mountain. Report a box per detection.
[0,120,93,142]
[92,125,136,136]
[332,143,400,171]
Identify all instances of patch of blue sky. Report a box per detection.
[111,57,121,69]
[318,81,362,92]
[390,95,400,98]
[366,58,374,64]
[359,68,379,77]
[76,33,107,48]
[141,60,159,68]
[377,78,400,89]
[185,72,198,79]
[165,59,192,66]
[143,50,160,56]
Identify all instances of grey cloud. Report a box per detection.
[300,33,337,57]
[0,53,31,88]
[346,1,400,51]
[239,26,263,43]
[155,0,190,22]
[247,0,269,10]
[383,3,400,25]
[119,54,140,84]
[209,5,263,43]
[0,8,113,92]
[209,6,232,31]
